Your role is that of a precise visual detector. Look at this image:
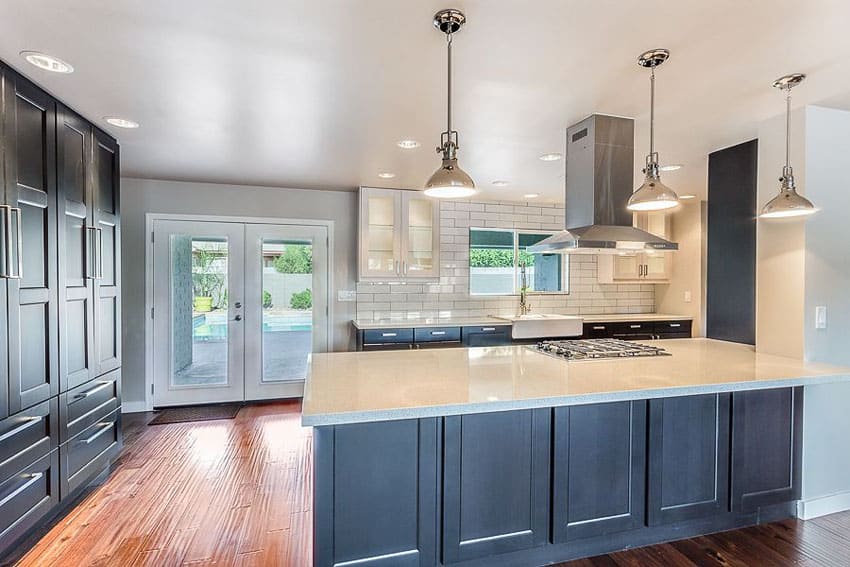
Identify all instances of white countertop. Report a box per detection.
[302,338,850,426]
[352,313,692,329]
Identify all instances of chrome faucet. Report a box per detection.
[519,261,531,315]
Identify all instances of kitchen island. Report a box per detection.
[303,339,850,567]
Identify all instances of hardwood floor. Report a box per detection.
[13,400,850,566]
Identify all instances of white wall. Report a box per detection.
[120,178,358,407]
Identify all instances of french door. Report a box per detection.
[152,219,329,407]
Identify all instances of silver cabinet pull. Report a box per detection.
[394,260,400,275]
[0,206,23,279]
[630,324,641,329]
[430,331,446,336]
[72,380,112,400]
[78,421,113,445]
[9,207,22,279]
[95,227,104,279]
[592,326,606,330]
[669,323,681,328]
[86,226,98,279]
[0,205,9,278]
[0,472,44,508]
[0,416,41,443]
[381,332,397,337]
[481,327,496,332]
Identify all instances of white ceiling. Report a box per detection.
[4,0,850,202]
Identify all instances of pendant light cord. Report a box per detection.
[785,87,791,173]
[649,64,655,157]
[446,32,453,141]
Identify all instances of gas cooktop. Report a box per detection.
[531,338,670,360]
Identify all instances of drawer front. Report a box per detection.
[582,323,612,338]
[0,451,59,553]
[60,370,121,443]
[414,326,460,343]
[462,325,512,347]
[61,408,121,499]
[0,399,59,483]
[362,328,414,345]
[609,321,651,336]
[654,320,692,338]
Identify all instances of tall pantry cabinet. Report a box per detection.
[0,62,122,557]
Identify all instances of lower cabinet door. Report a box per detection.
[442,409,550,563]
[553,401,646,542]
[461,326,512,347]
[647,393,730,525]
[731,387,802,512]
[313,419,438,567]
[60,407,121,499]
[0,399,58,483]
[0,450,60,553]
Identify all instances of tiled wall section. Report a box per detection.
[355,200,655,321]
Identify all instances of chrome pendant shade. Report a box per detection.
[759,73,818,219]
[424,9,476,198]
[627,49,679,212]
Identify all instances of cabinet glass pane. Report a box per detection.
[367,196,395,272]
[260,239,312,382]
[406,198,434,274]
[170,236,228,386]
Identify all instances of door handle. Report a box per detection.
[430,331,446,336]
[481,327,496,332]
[1,206,23,279]
[86,226,98,279]
[78,422,113,445]
[95,227,104,279]
[0,416,41,443]
[72,380,112,400]
[234,302,242,309]
[233,314,242,321]
[0,205,9,278]
[0,472,44,508]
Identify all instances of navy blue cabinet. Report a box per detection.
[461,325,511,347]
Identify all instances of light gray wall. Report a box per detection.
[120,178,357,405]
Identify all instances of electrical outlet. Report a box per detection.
[815,306,827,329]
[338,290,357,302]
[684,290,692,303]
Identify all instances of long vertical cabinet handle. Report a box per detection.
[0,205,9,278]
[86,226,98,279]
[8,207,23,279]
[96,228,104,279]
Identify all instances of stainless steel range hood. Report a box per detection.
[529,114,677,254]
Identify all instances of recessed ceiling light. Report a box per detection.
[524,193,540,199]
[21,51,74,73]
[377,172,396,179]
[660,164,683,172]
[397,139,420,149]
[539,152,562,162]
[679,194,697,200]
[491,180,509,187]
[104,117,139,129]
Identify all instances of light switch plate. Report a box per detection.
[684,290,692,303]
[815,306,827,329]
[338,290,357,302]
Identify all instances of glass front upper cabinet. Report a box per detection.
[358,187,440,281]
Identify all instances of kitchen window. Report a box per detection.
[469,228,569,295]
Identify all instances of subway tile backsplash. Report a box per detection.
[355,199,655,321]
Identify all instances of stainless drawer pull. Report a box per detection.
[73,380,112,400]
[78,421,113,445]
[0,472,44,508]
[669,323,681,328]
[0,416,41,443]
[592,326,606,330]
[629,324,642,329]
[430,331,446,336]
[481,327,496,332]
[380,332,397,337]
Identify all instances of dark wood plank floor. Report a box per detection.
[14,401,850,566]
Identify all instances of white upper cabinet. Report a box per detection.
[358,187,440,281]
[597,211,673,284]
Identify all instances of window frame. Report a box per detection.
[468,227,570,296]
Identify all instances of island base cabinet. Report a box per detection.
[313,419,438,567]
[731,387,802,513]
[553,401,646,543]
[442,409,550,563]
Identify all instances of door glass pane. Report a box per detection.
[407,198,433,273]
[367,195,395,272]
[171,236,228,386]
[261,239,313,382]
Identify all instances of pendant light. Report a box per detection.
[627,49,679,212]
[759,73,818,219]
[424,9,476,198]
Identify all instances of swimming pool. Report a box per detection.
[193,312,312,340]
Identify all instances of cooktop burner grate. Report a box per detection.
[531,338,670,360]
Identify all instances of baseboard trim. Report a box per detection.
[797,491,850,519]
[122,401,149,414]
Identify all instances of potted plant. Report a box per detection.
[193,248,224,312]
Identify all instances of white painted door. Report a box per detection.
[244,223,329,400]
[152,220,246,406]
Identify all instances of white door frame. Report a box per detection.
[141,213,334,412]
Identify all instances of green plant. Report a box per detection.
[290,288,312,310]
[274,245,312,274]
[192,248,225,299]
[262,290,273,308]
[469,249,534,268]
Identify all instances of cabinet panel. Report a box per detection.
[443,409,550,563]
[731,387,801,512]
[313,419,438,567]
[359,188,401,279]
[3,72,59,412]
[553,401,646,542]
[461,325,512,347]
[648,393,730,525]
[0,451,59,553]
[401,192,439,279]
[59,369,121,444]
[0,398,58,483]
[60,407,121,499]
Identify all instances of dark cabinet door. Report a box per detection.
[56,105,95,392]
[443,409,550,563]
[313,419,438,567]
[731,387,802,512]
[647,393,730,525]
[92,129,120,377]
[461,325,512,347]
[553,401,646,542]
[0,277,7,420]
[2,71,59,413]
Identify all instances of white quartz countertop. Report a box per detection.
[302,338,850,426]
[351,313,692,329]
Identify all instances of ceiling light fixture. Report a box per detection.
[539,152,562,162]
[491,180,509,187]
[424,9,476,199]
[759,73,818,219]
[523,193,540,199]
[377,172,396,179]
[628,49,680,212]
[104,117,140,129]
[659,164,682,172]
[21,51,74,73]
[397,139,420,149]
